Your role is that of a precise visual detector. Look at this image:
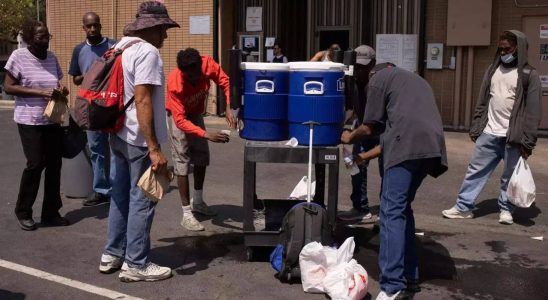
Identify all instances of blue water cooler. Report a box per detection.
[240,63,289,141]
[287,62,345,146]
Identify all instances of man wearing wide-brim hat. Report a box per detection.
[98,1,179,283]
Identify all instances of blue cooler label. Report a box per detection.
[337,78,344,91]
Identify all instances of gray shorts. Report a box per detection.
[167,113,210,176]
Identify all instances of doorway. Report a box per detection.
[318,30,350,53]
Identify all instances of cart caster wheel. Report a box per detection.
[246,247,254,261]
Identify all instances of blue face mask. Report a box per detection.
[500,53,515,64]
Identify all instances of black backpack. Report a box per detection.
[276,202,333,282]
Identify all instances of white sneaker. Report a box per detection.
[181,213,205,231]
[119,262,172,282]
[376,290,403,300]
[499,211,513,225]
[191,200,217,216]
[99,253,123,274]
[442,206,473,219]
[253,209,266,230]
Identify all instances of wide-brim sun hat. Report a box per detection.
[125,1,180,33]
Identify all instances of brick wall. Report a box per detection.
[425,0,547,127]
[47,0,218,114]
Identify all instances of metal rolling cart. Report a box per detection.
[243,141,339,260]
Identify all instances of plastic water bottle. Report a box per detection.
[342,144,360,176]
[344,156,360,176]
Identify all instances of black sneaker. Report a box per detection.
[83,193,110,207]
[18,218,37,231]
[41,215,70,227]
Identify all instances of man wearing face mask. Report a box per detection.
[165,48,236,231]
[69,12,116,207]
[442,30,542,225]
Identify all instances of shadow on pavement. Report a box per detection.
[0,290,25,300]
[514,202,541,227]
[474,198,500,218]
[337,224,457,293]
[152,232,245,275]
[62,201,110,225]
[193,204,244,231]
[472,198,541,226]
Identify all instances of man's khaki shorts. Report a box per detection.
[167,113,210,176]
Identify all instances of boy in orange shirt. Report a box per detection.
[166,48,236,231]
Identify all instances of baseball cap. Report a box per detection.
[355,45,376,66]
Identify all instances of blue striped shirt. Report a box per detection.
[4,48,63,125]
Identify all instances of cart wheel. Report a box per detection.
[286,272,292,282]
[246,247,254,261]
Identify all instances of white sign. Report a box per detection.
[246,7,262,32]
[189,16,210,35]
[266,49,274,62]
[376,34,418,72]
[540,75,548,88]
[540,24,548,39]
[265,37,276,47]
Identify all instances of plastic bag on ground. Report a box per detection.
[299,242,338,293]
[300,237,365,297]
[323,259,368,300]
[507,157,536,208]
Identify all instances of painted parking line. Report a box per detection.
[0,259,143,300]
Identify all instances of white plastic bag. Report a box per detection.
[299,242,331,293]
[289,176,316,200]
[300,237,367,297]
[507,157,536,208]
[323,259,368,300]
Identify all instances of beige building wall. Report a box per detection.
[47,0,218,114]
[424,0,547,128]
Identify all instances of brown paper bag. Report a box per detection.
[137,167,174,202]
[43,99,68,124]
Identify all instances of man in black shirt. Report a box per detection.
[342,63,448,300]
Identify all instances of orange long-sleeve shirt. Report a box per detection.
[165,56,230,137]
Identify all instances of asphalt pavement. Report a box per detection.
[0,110,547,300]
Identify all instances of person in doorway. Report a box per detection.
[270,42,288,63]
[69,12,116,207]
[442,30,542,225]
[342,63,448,299]
[165,48,236,231]
[338,45,379,222]
[98,1,179,282]
[310,43,340,62]
[4,20,70,231]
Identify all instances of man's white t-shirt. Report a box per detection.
[484,65,518,137]
[114,37,167,147]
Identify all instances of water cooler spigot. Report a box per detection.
[332,49,344,63]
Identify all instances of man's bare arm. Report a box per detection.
[134,84,167,172]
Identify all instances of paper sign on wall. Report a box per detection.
[189,16,210,35]
[540,24,548,39]
[376,34,418,72]
[246,7,262,32]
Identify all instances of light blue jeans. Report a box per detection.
[104,134,156,267]
[456,133,520,213]
[87,130,112,195]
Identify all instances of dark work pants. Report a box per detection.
[15,124,63,220]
